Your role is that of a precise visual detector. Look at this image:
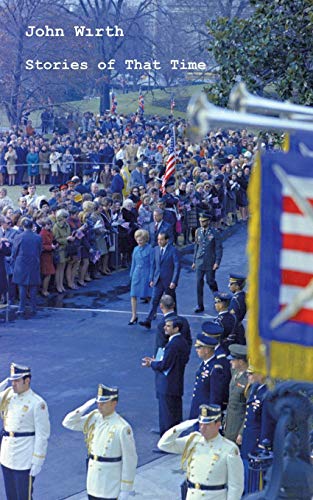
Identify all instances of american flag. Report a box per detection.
[138,92,144,114]
[162,129,176,193]
[170,95,175,113]
[247,151,313,381]
[111,91,117,114]
[256,151,313,347]
[277,169,313,325]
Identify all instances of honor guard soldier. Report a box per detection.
[192,212,223,313]
[240,367,268,492]
[228,274,247,344]
[62,384,137,500]
[189,322,231,419]
[0,363,50,500]
[224,344,249,444]
[158,404,244,499]
[213,292,237,351]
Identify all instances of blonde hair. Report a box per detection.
[82,201,95,213]
[134,229,149,243]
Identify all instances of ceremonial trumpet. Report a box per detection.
[229,82,313,119]
[187,92,313,142]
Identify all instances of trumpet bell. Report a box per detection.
[229,82,313,119]
[187,91,313,140]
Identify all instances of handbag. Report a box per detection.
[175,219,182,234]
[53,249,60,266]
[66,242,78,257]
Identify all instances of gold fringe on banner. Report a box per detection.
[247,153,267,375]
[270,341,313,381]
[282,133,290,152]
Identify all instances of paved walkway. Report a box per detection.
[64,454,184,499]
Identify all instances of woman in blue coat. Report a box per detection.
[129,229,154,325]
[26,146,39,185]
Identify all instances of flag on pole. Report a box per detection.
[170,95,175,114]
[138,91,144,115]
[111,91,117,114]
[247,151,313,382]
[283,131,313,156]
[162,128,177,193]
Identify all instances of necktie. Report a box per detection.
[155,223,158,231]
[160,248,164,259]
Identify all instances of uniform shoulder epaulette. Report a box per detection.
[222,436,240,455]
[216,354,226,359]
[32,392,45,403]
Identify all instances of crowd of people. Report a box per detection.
[0,110,283,499]
[0,106,269,309]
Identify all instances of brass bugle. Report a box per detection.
[229,82,313,118]
[187,92,313,142]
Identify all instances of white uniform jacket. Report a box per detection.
[0,387,50,470]
[63,408,137,498]
[158,419,244,500]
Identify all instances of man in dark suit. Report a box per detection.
[154,294,192,356]
[139,232,180,329]
[142,317,190,439]
[148,208,173,246]
[12,218,42,316]
[192,212,223,313]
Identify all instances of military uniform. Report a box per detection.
[241,383,268,459]
[62,385,137,500]
[158,406,244,500]
[223,344,249,442]
[215,311,236,347]
[224,371,249,442]
[228,275,247,345]
[189,324,231,419]
[213,293,237,352]
[0,363,50,500]
[193,223,223,309]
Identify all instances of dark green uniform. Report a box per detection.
[224,370,249,442]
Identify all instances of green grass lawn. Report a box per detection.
[1,85,204,128]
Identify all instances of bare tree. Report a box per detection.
[59,0,158,113]
[0,0,51,125]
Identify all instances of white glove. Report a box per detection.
[119,492,130,500]
[0,378,9,392]
[77,398,96,414]
[30,463,42,477]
